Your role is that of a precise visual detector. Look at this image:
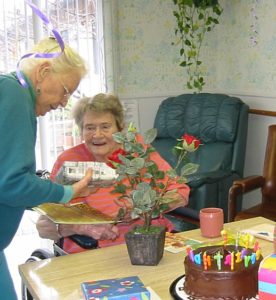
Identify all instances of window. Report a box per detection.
[0,0,106,170]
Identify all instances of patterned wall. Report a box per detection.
[103,0,275,208]
[111,0,276,99]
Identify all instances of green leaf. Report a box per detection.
[159,203,169,213]
[156,182,165,189]
[112,132,125,144]
[143,128,157,144]
[177,176,188,183]
[151,208,160,219]
[113,184,127,194]
[159,196,176,204]
[167,168,177,179]
[185,39,192,46]
[126,166,139,175]
[180,162,199,176]
[126,131,136,142]
[131,157,145,169]
[137,182,151,191]
[187,82,193,89]
[180,61,187,67]
[198,12,204,20]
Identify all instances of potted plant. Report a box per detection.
[172,0,223,92]
[108,123,200,265]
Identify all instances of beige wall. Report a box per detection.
[105,0,276,208]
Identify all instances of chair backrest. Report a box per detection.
[153,93,249,177]
[262,124,276,202]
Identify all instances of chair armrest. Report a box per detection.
[69,234,98,249]
[232,175,265,193]
[227,175,265,222]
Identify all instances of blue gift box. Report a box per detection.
[81,275,150,300]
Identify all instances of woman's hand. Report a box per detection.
[36,215,119,241]
[72,223,119,240]
[36,215,62,241]
[71,168,98,198]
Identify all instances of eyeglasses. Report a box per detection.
[83,123,114,134]
[57,76,71,101]
[61,82,71,100]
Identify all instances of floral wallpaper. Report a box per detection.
[107,0,276,98]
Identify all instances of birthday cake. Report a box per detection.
[184,244,263,300]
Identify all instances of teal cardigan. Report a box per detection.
[0,73,70,250]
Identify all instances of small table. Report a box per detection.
[19,217,275,300]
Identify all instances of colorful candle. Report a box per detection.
[244,255,251,267]
[207,255,211,267]
[221,230,228,246]
[256,248,262,260]
[224,254,231,266]
[231,252,234,270]
[203,252,208,270]
[235,251,242,263]
[245,234,250,249]
[214,251,223,270]
[235,232,239,250]
[194,253,202,265]
[186,246,195,262]
[241,248,247,259]
[253,241,259,252]
[251,253,256,264]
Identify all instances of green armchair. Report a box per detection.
[152,93,249,230]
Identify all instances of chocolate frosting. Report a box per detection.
[184,245,262,300]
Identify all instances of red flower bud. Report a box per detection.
[107,148,127,168]
[182,133,201,152]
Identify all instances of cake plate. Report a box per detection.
[169,275,259,300]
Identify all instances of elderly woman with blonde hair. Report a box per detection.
[0,37,93,299]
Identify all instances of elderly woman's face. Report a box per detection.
[82,110,121,162]
[35,68,81,116]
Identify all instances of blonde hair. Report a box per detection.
[73,93,125,133]
[20,37,87,77]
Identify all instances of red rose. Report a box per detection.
[107,148,127,168]
[182,133,201,152]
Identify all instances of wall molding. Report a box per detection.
[120,90,276,112]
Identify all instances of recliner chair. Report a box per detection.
[152,93,249,230]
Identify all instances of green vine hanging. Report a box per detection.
[172,0,223,92]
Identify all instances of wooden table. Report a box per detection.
[19,217,275,300]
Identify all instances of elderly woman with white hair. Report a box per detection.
[0,37,93,299]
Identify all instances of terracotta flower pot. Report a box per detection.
[125,225,166,266]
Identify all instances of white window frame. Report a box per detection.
[0,0,106,171]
